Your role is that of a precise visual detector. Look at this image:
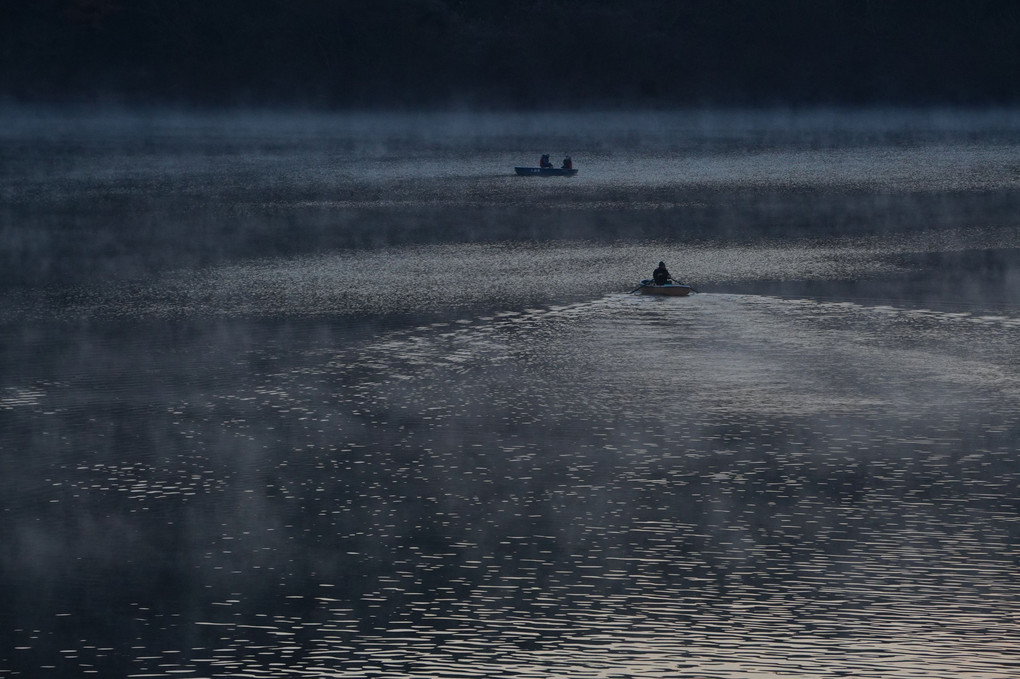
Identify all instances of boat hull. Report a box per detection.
[638,283,693,296]
[515,167,578,177]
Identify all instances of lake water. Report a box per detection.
[1,108,1019,678]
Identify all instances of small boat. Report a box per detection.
[514,167,578,177]
[634,279,695,296]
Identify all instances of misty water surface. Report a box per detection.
[1,108,1019,678]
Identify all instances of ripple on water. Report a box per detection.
[5,226,1018,322]
[2,291,1018,678]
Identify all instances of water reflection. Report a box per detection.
[2,291,1018,677]
[4,229,1020,322]
[3,108,1019,677]
[4,107,1020,289]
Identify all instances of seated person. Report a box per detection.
[539,154,553,168]
[652,261,671,285]
[561,156,573,169]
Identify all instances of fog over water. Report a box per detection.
[1,108,1019,677]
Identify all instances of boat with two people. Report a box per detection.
[515,154,577,177]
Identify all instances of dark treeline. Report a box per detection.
[3,0,1020,108]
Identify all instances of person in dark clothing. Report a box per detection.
[652,261,672,285]
[561,156,572,169]
[540,154,553,168]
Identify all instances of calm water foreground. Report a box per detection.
[1,108,1019,677]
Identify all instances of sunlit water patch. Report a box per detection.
[2,292,1017,677]
[0,386,47,410]
[5,227,1019,322]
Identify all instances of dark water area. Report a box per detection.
[1,108,1019,677]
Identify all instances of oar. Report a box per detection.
[631,278,661,294]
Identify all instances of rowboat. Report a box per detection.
[634,279,694,296]
[514,167,578,177]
